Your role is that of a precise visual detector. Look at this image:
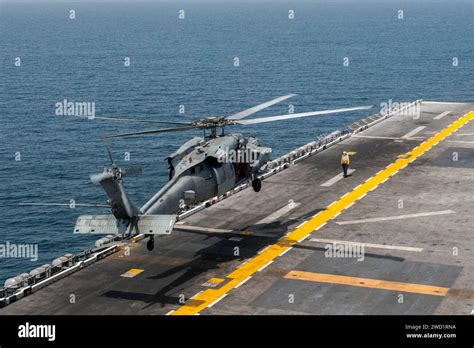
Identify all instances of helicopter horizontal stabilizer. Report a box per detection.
[73,214,176,235]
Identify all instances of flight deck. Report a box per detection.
[1,101,473,315]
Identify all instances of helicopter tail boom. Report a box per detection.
[96,172,139,219]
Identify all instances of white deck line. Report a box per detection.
[309,238,423,252]
[401,126,426,139]
[336,210,455,225]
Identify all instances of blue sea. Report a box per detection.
[0,0,472,283]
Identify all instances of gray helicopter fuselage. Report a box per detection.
[140,133,271,215]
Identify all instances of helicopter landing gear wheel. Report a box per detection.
[146,236,155,251]
[252,178,262,192]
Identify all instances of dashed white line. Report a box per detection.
[309,238,424,252]
[279,247,293,257]
[297,235,308,243]
[401,126,426,139]
[434,111,451,120]
[191,290,204,299]
[336,210,455,225]
[208,294,228,308]
[448,140,474,144]
[352,135,401,140]
[314,222,327,231]
[296,221,307,228]
[235,276,252,289]
[257,260,274,272]
[258,246,271,254]
[344,202,355,210]
[238,258,251,267]
[321,169,356,187]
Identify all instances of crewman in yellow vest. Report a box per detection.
[341,151,350,178]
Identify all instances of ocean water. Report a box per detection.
[0,0,472,283]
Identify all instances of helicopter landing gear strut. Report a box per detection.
[252,178,262,192]
[146,235,155,251]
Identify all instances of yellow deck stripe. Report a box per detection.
[284,271,449,296]
[172,111,474,315]
[121,268,144,278]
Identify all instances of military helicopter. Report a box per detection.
[24,94,372,251]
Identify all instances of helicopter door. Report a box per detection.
[235,162,249,180]
[212,163,236,196]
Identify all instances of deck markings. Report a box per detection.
[335,210,455,225]
[321,169,356,187]
[175,203,299,236]
[448,140,474,144]
[256,203,300,224]
[353,135,401,140]
[174,225,232,234]
[309,238,423,252]
[172,111,474,315]
[208,294,227,308]
[279,247,293,257]
[257,260,274,272]
[202,277,225,288]
[284,271,449,297]
[120,268,144,278]
[434,111,451,120]
[235,276,252,289]
[295,221,307,228]
[353,135,423,141]
[401,126,426,139]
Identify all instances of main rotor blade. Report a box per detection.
[227,94,297,120]
[67,115,192,126]
[236,105,373,125]
[19,202,110,208]
[103,126,200,138]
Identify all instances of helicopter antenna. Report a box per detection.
[105,143,115,165]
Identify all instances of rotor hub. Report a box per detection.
[191,117,235,129]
